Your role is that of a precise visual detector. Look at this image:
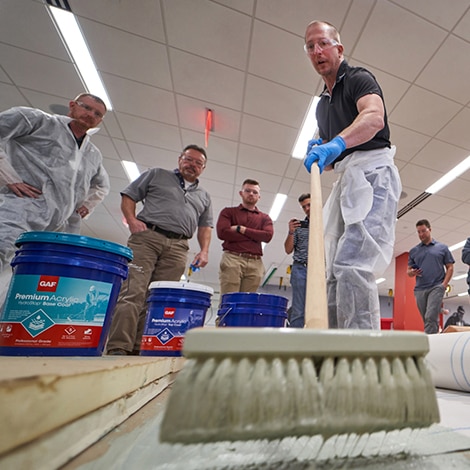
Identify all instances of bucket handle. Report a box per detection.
[217,306,232,326]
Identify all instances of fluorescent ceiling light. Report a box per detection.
[458,292,468,297]
[452,274,467,281]
[291,96,320,159]
[47,5,113,110]
[375,278,386,285]
[425,155,470,194]
[269,193,287,221]
[121,161,141,182]
[449,240,466,252]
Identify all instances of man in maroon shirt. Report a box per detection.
[216,179,274,295]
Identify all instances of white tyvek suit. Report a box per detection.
[323,146,401,329]
[0,106,110,280]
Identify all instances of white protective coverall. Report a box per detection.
[323,146,401,329]
[0,106,110,285]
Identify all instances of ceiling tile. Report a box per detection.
[239,114,297,154]
[244,75,311,127]
[389,125,431,162]
[71,0,165,42]
[437,107,470,150]
[116,113,181,150]
[127,142,176,170]
[1,0,68,59]
[0,83,32,109]
[163,0,252,70]
[0,44,81,98]
[410,139,469,175]
[80,18,172,89]
[398,162,442,191]
[237,143,289,178]
[353,1,447,81]
[103,74,178,124]
[255,0,347,34]
[170,49,245,109]
[391,0,470,30]
[416,35,470,103]
[390,86,461,136]
[454,8,470,41]
[249,20,321,94]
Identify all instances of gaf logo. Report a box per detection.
[37,275,60,292]
[163,308,176,318]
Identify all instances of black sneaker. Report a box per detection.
[107,348,129,356]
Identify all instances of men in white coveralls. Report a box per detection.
[0,93,110,302]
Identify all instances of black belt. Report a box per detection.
[293,261,307,267]
[225,251,261,260]
[145,222,189,240]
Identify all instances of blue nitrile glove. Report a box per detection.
[304,136,346,174]
[306,138,323,154]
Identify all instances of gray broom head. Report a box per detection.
[160,328,440,444]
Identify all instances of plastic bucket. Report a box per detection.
[217,292,288,327]
[141,281,213,357]
[0,232,132,356]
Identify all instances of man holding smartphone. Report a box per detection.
[408,219,454,334]
[284,193,310,327]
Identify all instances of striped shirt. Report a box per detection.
[293,219,309,264]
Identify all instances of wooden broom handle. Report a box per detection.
[304,162,328,328]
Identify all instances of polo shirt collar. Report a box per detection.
[238,203,259,213]
[420,238,436,247]
[174,169,198,189]
[320,60,348,97]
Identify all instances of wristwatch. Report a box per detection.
[236,225,241,233]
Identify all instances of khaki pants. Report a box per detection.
[218,251,264,295]
[106,229,189,353]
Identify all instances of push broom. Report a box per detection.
[159,159,440,449]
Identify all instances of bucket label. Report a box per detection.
[141,306,205,353]
[0,274,113,349]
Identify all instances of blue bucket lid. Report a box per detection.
[15,231,133,261]
[149,281,213,296]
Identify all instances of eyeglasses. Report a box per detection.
[180,155,205,169]
[75,101,104,119]
[303,38,339,55]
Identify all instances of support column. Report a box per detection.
[393,252,424,331]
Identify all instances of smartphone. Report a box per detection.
[299,220,309,229]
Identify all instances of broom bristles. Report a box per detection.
[160,329,440,444]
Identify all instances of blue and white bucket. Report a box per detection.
[140,281,213,356]
[217,292,288,327]
[0,232,132,356]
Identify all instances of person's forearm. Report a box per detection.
[284,233,294,254]
[197,226,212,254]
[121,195,137,222]
[443,265,454,287]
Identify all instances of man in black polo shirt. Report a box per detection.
[106,145,213,355]
[303,20,402,330]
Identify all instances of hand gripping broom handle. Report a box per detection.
[304,159,328,329]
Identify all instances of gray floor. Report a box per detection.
[62,388,470,470]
